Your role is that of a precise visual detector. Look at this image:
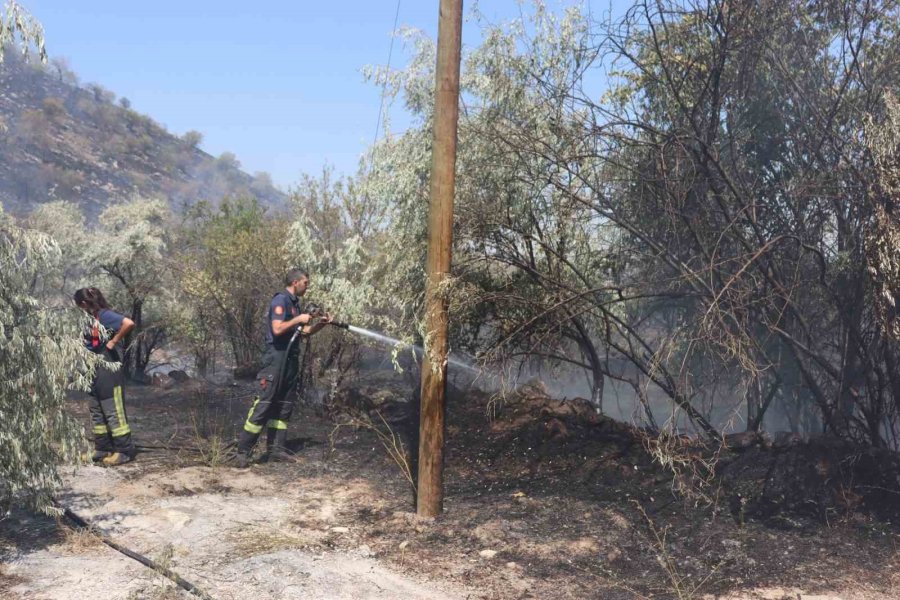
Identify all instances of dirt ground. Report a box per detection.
[1,375,899,600]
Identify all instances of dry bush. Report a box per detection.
[329,410,415,493]
[639,428,725,508]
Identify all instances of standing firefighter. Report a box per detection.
[74,287,136,466]
[234,268,331,467]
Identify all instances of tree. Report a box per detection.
[0,1,98,512]
[89,198,172,378]
[0,205,93,511]
[286,168,385,396]
[176,198,285,377]
[49,56,77,84]
[182,130,203,149]
[216,151,241,171]
[27,200,91,294]
[0,1,46,64]
[362,15,621,414]
[365,0,900,447]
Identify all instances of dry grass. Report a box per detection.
[57,518,104,554]
[0,564,26,595]
[329,410,415,492]
[634,501,724,600]
[188,409,234,470]
[125,582,184,600]
[224,522,309,557]
[640,427,725,508]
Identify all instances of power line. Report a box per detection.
[371,0,403,151]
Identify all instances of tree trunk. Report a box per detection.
[590,363,604,414]
[124,298,143,380]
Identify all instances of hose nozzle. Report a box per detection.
[329,321,350,330]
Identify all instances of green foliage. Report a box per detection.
[287,168,381,327]
[0,1,46,64]
[358,6,617,404]
[175,197,286,373]
[351,0,900,443]
[182,130,203,149]
[0,205,93,511]
[90,198,172,376]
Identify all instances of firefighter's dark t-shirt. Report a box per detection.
[266,291,302,351]
[84,309,126,354]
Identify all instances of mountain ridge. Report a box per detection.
[0,51,286,220]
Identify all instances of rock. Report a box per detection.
[505,562,517,569]
[606,548,622,562]
[330,526,349,533]
[773,432,806,448]
[570,538,599,554]
[358,544,373,557]
[724,431,766,450]
[150,373,173,388]
[168,370,190,383]
[398,541,410,550]
[233,364,260,380]
[544,417,569,439]
[479,549,497,559]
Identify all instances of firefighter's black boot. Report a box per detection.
[233,429,259,468]
[258,427,276,462]
[267,428,291,462]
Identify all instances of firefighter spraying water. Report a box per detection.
[232,266,480,469]
[233,268,334,467]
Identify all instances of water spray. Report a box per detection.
[305,302,476,372]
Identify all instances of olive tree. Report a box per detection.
[175,198,285,377]
[0,205,94,511]
[286,168,386,397]
[0,1,97,512]
[0,1,46,64]
[89,198,172,378]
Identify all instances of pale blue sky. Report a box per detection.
[26,1,621,189]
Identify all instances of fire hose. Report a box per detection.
[56,503,215,600]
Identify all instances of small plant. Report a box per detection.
[189,410,232,470]
[329,409,415,493]
[633,501,723,600]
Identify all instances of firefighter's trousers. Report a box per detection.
[237,345,301,454]
[90,350,135,456]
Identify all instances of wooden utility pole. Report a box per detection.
[417,0,463,518]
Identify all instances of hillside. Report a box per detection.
[0,52,286,219]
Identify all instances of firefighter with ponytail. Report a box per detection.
[74,287,136,466]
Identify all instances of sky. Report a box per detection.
[25,1,621,190]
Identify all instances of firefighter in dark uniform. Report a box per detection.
[74,287,136,466]
[234,268,331,467]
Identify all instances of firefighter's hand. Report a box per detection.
[297,313,313,325]
[321,312,334,325]
[105,340,116,351]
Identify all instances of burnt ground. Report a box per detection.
[2,374,899,599]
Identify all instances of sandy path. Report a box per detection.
[5,464,469,600]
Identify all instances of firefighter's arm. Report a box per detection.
[105,317,135,350]
[272,313,312,336]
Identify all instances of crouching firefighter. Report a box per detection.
[74,287,136,466]
[233,268,331,468]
